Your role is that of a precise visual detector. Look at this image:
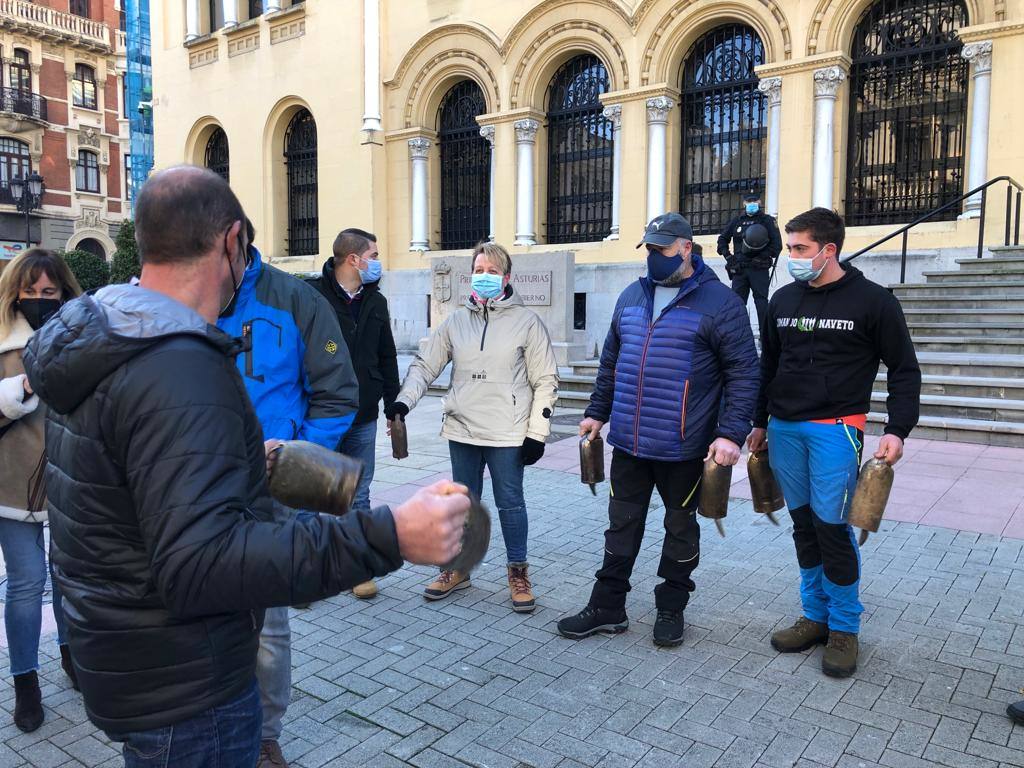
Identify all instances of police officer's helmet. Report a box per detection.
[743,223,770,251]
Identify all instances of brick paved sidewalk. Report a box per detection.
[3,396,1023,767]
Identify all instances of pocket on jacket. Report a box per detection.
[679,379,691,439]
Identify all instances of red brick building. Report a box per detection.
[0,0,128,261]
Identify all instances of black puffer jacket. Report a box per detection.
[23,284,403,735]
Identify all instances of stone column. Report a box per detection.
[961,40,993,218]
[264,0,282,12]
[408,137,431,251]
[222,0,237,28]
[513,119,539,246]
[646,96,674,223]
[361,0,382,133]
[603,104,623,240]
[480,125,496,242]
[185,0,200,41]
[757,77,783,217]
[812,66,845,209]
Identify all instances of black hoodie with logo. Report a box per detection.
[753,263,921,439]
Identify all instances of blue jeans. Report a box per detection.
[0,518,67,675]
[109,679,262,768]
[338,419,377,513]
[767,418,864,634]
[448,440,528,563]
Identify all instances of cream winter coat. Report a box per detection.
[397,289,559,447]
[0,314,47,522]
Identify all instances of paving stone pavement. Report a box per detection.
[2,396,1023,767]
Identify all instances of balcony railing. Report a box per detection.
[0,182,18,206]
[0,87,47,122]
[0,0,109,49]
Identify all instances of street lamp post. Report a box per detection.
[11,172,44,249]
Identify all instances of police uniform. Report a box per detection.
[716,209,782,327]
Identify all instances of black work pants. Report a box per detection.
[731,266,771,328]
[589,449,703,612]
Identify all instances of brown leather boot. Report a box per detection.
[424,570,470,601]
[822,631,858,678]
[257,739,289,767]
[352,579,378,599]
[770,617,829,653]
[507,562,535,613]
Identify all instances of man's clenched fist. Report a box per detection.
[392,481,471,565]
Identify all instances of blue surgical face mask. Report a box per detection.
[358,257,382,284]
[745,203,760,215]
[646,243,686,283]
[471,272,504,300]
[787,247,827,282]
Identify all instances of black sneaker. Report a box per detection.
[653,608,685,647]
[557,605,628,639]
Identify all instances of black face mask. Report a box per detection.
[218,232,250,319]
[18,298,61,331]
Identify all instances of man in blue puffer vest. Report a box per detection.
[558,212,760,647]
[217,220,359,768]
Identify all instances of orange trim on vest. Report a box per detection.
[810,414,867,432]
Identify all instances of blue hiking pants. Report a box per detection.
[767,418,864,634]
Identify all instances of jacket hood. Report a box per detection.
[466,284,525,313]
[0,313,33,355]
[23,284,237,415]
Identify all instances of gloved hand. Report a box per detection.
[521,437,545,466]
[384,401,409,422]
[0,374,38,420]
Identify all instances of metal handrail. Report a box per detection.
[844,175,1024,283]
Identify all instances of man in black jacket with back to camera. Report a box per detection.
[22,166,470,767]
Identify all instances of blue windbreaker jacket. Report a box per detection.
[584,256,760,461]
[217,248,358,449]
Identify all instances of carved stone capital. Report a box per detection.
[646,96,674,123]
[602,104,623,128]
[962,40,993,74]
[513,118,540,143]
[407,137,431,158]
[757,76,783,106]
[813,66,846,98]
[479,125,495,145]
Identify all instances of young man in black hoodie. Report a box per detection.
[748,207,920,678]
[309,228,401,600]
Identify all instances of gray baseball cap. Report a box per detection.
[637,212,694,248]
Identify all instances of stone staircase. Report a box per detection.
[556,248,1024,446]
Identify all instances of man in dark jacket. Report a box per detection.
[308,228,400,601]
[717,191,782,328]
[748,207,921,679]
[22,166,470,766]
[558,212,760,647]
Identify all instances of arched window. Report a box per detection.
[8,49,30,93]
[76,150,100,193]
[679,25,766,235]
[437,80,489,250]
[284,109,318,256]
[72,64,97,110]
[0,138,30,202]
[77,238,106,260]
[546,54,613,243]
[205,127,230,182]
[846,0,968,225]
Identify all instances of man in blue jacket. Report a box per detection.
[558,213,760,647]
[217,220,358,768]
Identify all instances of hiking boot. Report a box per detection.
[352,579,378,600]
[507,563,535,613]
[557,605,628,639]
[59,644,79,691]
[653,608,685,647]
[13,671,43,732]
[1007,700,1024,726]
[822,631,859,678]
[257,739,288,768]
[424,570,470,601]
[770,617,829,653]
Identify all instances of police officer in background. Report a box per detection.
[717,191,782,328]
